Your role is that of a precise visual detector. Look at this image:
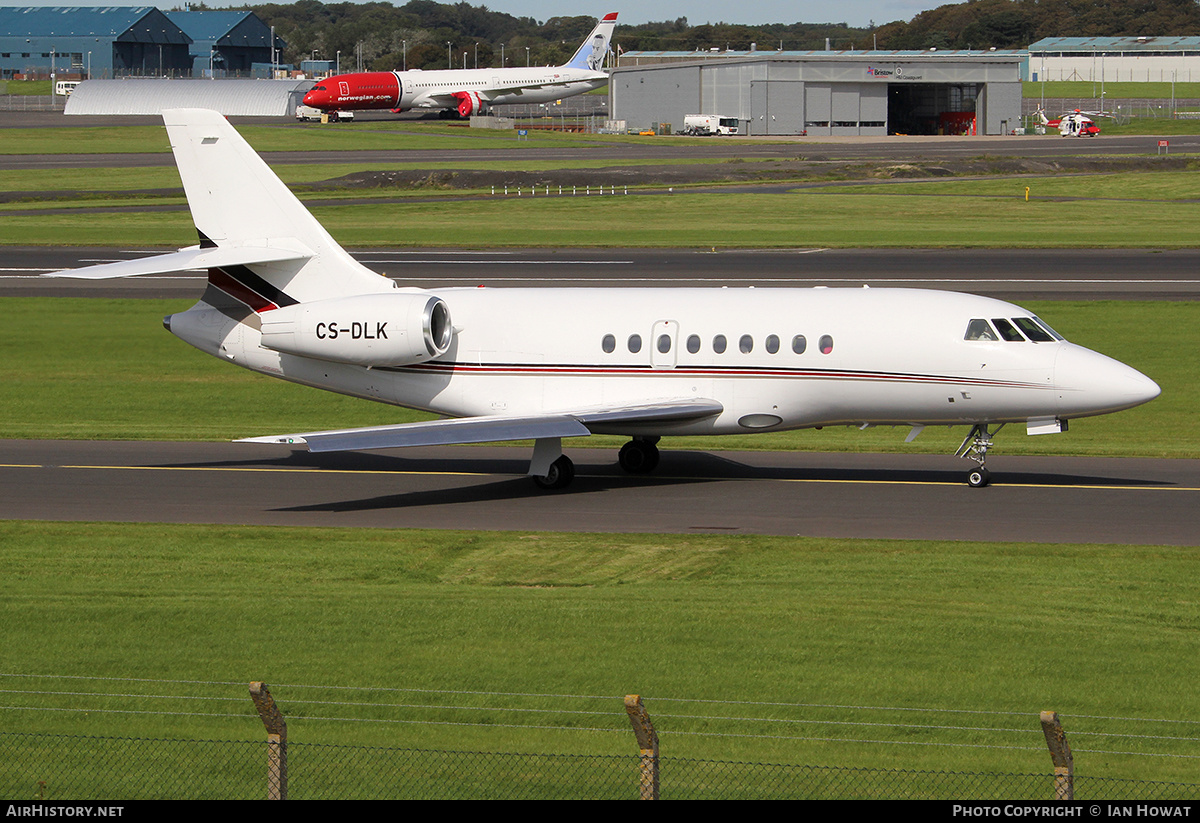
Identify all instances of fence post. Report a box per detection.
[624,695,659,800]
[1040,711,1073,801]
[249,682,288,800]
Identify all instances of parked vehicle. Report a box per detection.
[682,114,739,136]
[296,105,354,122]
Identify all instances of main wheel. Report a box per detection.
[967,467,991,488]
[618,440,660,474]
[532,455,575,490]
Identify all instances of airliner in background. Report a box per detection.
[301,12,617,119]
[47,109,1160,491]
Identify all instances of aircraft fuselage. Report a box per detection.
[168,285,1158,438]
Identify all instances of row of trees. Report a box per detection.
[875,0,1200,51]
[228,0,1200,71]
[239,1,874,71]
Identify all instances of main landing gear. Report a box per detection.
[618,437,660,474]
[531,455,575,490]
[956,423,1004,488]
[529,437,575,490]
[529,437,664,491]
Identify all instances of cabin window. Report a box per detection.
[819,335,834,354]
[765,334,780,354]
[792,335,807,354]
[713,334,727,354]
[601,334,615,353]
[992,318,1025,342]
[1012,317,1055,342]
[686,334,701,354]
[739,334,754,353]
[628,334,642,353]
[657,334,672,354]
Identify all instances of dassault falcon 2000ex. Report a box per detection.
[47,109,1160,490]
[301,12,618,119]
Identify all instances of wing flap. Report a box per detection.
[237,399,723,453]
[42,245,313,280]
[238,414,592,453]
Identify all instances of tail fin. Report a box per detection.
[564,12,618,71]
[164,108,388,302]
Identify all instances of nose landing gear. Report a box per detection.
[957,423,1004,488]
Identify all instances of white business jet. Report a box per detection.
[47,109,1160,489]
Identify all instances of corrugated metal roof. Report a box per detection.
[64,78,314,116]
[1029,36,1200,52]
[0,6,160,37]
[164,11,264,45]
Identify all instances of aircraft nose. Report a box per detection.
[1054,344,1160,417]
[302,87,324,107]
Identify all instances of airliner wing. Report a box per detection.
[237,400,724,453]
[42,245,313,280]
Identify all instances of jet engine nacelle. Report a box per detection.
[259,292,452,366]
[453,91,485,117]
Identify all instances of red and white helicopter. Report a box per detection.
[1035,108,1101,137]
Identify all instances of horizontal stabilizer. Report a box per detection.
[237,399,724,453]
[42,245,312,280]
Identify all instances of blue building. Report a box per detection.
[164,10,286,78]
[0,6,191,79]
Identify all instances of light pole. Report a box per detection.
[526,46,530,67]
[447,42,452,69]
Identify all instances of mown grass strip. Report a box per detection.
[3,184,1199,248]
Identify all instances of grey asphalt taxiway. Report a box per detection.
[6,245,1200,301]
[2,439,1198,545]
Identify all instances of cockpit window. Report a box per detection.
[1031,316,1065,341]
[991,318,1025,342]
[1012,317,1055,342]
[964,319,998,341]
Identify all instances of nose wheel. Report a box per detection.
[956,424,1003,488]
[967,467,991,488]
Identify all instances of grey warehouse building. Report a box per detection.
[610,49,1026,136]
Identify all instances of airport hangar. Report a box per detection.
[609,49,1027,136]
[0,6,284,80]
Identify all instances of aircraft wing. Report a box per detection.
[237,400,724,453]
[42,245,313,280]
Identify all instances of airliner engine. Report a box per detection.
[260,293,452,366]
[452,91,486,117]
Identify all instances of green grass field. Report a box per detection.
[5,180,1200,248]
[3,521,1199,784]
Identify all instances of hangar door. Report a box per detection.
[888,84,979,135]
[803,84,886,136]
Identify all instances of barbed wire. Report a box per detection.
[4,672,1200,754]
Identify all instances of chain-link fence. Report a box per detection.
[4,731,1200,800]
